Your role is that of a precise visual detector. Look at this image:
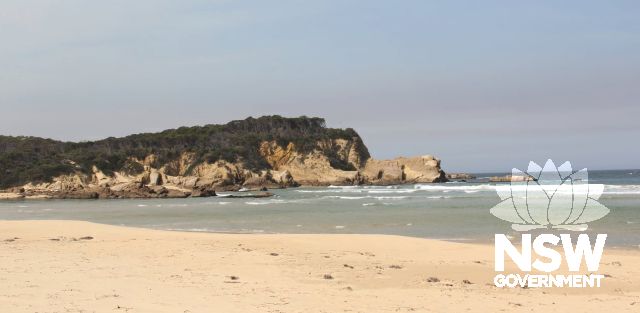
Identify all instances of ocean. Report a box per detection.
[1,169,639,247]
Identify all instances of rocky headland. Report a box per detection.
[0,116,446,199]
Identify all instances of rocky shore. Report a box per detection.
[0,152,446,199]
[0,116,447,200]
[445,173,476,181]
[488,174,534,182]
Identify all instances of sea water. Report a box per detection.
[1,169,639,247]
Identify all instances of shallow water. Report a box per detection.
[1,169,639,247]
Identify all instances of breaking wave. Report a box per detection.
[321,195,408,200]
[602,185,640,195]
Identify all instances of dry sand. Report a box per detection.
[1,220,639,312]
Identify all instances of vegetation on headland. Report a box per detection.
[0,116,370,189]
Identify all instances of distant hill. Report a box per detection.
[0,116,446,199]
[0,116,369,189]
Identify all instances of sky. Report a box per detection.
[1,0,639,172]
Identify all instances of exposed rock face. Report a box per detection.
[258,141,445,186]
[18,172,204,199]
[362,155,447,185]
[0,117,448,199]
[258,140,363,186]
[446,173,477,181]
[5,141,446,198]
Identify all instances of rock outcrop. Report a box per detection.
[257,141,446,185]
[5,142,446,198]
[489,175,533,182]
[362,155,446,185]
[0,116,448,199]
[446,173,476,181]
[258,140,364,186]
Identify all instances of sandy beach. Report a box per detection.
[1,220,639,312]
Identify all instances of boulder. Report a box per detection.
[273,170,298,187]
[151,186,168,195]
[166,189,190,198]
[60,191,99,199]
[148,171,163,186]
[242,176,269,187]
[190,186,216,198]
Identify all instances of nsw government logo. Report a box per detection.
[490,160,609,288]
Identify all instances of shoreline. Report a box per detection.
[3,217,640,250]
[2,220,640,312]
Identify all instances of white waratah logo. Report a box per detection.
[490,160,609,231]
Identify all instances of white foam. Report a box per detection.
[245,200,282,205]
[322,196,368,200]
[340,196,367,200]
[602,184,640,195]
[411,183,640,195]
[296,189,365,193]
[328,185,359,189]
[320,195,409,200]
[366,189,417,194]
[414,184,498,191]
[374,196,408,200]
[244,199,299,205]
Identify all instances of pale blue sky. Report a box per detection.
[1,1,639,172]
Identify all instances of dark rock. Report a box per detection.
[489,175,533,182]
[61,191,99,199]
[446,173,476,181]
[10,187,25,193]
[151,186,168,195]
[190,186,216,198]
[226,192,273,199]
[166,189,190,198]
[276,170,299,187]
